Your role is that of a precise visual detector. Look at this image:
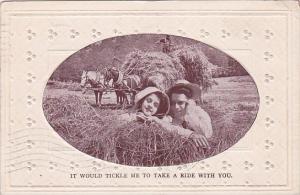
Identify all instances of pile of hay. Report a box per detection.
[115,122,217,166]
[121,50,185,91]
[170,44,215,92]
[43,95,123,161]
[121,44,216,97]
[43,94,217,166]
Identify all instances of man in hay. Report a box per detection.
[152,80,213,148]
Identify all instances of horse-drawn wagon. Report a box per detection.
[80,69,141,107]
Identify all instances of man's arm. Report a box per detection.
[151,116,210,148]
[185,103,213,139]
[152,116,194,138]
[196,110,213,139]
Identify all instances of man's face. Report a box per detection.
[170,93,188,119]
[141,93,160,116]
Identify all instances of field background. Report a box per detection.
[50,34,248,82]
[43,75,259,166]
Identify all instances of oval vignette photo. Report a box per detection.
[42,34,259,166]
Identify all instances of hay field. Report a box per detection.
[43,75,259,166]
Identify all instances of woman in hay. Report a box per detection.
[120,86,170,123]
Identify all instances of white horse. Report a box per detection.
[80,70,106,106]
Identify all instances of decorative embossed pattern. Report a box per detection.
[1,1,299,194]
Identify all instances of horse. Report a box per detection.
[80,70,106,106]
[104,68,141,106]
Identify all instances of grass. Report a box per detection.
[47,80,82,91]
[43,75,259,166]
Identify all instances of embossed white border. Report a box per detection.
[1,1,299,194]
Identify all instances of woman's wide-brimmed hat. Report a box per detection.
[134,87,170,116]
[167,80,201,100]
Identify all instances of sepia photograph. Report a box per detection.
[1,1,299,194]
[42,34,260,166]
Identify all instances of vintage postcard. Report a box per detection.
[1,1,299,194]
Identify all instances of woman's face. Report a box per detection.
[170,93,188,119]
[141,93,161,116]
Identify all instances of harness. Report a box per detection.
[113,71,141,93]
[84,71,104,88]
[114,71,124,85]
[95,71,102,84]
